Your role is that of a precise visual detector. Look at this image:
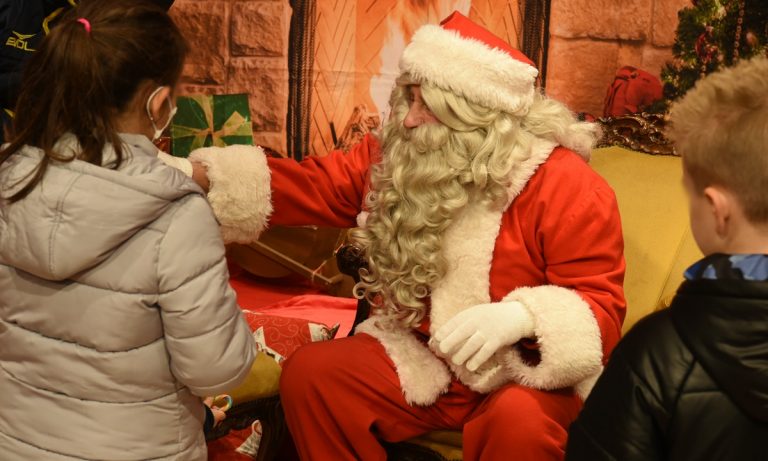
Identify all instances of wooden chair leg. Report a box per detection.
[335,244,371,335]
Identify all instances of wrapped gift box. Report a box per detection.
[170,94,254,157]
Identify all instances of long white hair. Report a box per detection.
[350,75,598,328]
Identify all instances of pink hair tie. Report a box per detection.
[77,18,91,35]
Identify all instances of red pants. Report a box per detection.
[280,333,581,461]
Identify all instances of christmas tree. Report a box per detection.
[658,0,768,109]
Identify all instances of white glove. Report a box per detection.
[157,150,193,177]
[432,301,535,372]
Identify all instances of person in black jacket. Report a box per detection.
[565,55,768,461]
[0,0,175,143]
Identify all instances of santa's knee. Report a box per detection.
[466,386,576,448]
[280,341,334,405]
[282,337,364,401]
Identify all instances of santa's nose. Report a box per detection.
[403,108,424,128]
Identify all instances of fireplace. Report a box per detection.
[285,0,551,160]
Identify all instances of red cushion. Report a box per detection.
[242,310,339,364]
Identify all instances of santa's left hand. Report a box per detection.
[432,302,535,371]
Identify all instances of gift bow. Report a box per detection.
[172,95,253,152]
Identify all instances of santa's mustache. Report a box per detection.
[386,116,452,154]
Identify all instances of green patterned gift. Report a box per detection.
[170,94,254,157]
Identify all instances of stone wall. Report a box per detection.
[170,0,291,153]
[546,0,691,117]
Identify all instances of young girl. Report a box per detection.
[0,1,255,459]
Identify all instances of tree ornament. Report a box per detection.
[659,0,768,110]
[745,31,758,49]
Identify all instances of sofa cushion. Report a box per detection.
[228,352,282,405]
[243,310,340,364]
[589,146,701,332]
[224,311,339,404]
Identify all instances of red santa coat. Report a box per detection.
[189,133,625,405]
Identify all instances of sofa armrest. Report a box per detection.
[335,244,370,335]
[597,112,676,156]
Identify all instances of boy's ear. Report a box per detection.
[704,186,732,237]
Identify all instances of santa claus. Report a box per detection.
[161,11,625,461]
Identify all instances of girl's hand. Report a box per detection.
[204,396,229,426]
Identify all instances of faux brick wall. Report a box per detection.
[170,0,291,153]
[546,0,692,116]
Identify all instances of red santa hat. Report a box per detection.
[399,11,539,115]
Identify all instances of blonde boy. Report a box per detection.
[566,56,768,461]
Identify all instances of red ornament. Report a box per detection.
[745,31,758,49]
[695,26,718,65]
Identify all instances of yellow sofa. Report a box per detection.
[387,145,702,460]
[591,146,701,333]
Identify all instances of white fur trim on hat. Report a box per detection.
[400,25,539,115]
[189,145,272,244]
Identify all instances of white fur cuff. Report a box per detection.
[500,285,603,395]
[189,145,272,244]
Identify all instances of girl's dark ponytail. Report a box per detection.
[1,0,187,202]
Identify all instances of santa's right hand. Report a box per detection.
[157,150,193,177]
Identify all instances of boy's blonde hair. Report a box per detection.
[667,56,768,224]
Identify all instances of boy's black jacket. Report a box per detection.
[566,278,768,460]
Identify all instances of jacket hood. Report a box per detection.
[0,133,201,280]
[671,279,768,422]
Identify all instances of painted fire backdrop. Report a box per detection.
[173,1,550,160]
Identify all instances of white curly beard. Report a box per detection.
[352,103,475,327]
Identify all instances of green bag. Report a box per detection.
[170,94,254,157]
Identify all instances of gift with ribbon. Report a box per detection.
[170,93,254,157]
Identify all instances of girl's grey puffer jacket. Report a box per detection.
[0,133,256,460]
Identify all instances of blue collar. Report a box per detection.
[684,254,768,282]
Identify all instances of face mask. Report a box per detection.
[145,86,178,141]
